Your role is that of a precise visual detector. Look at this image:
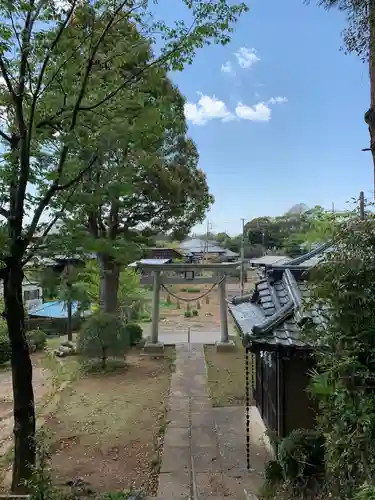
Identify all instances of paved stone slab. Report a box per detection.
[158,343,269,499]
[163,427,190,448]
[191,426,217,447]
[158,472,191,499]
[194,472,229,497]
[166,410,190,428]
[161,446,191,473]
[192,447,221,473]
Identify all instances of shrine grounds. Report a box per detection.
[0,274,259,496]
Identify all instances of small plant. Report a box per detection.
[27,329,47,352]
[184,310,192,318]
[278,428,325,485]
[124,322,143,346]
[192,309,198,316]
[77,311,130,368]
[0,335,10,365]
[186,287,200,293]
[264,459,284,486]
[25,429,60,500]
[196,301,200,310]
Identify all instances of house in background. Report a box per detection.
[228,242,330,440]
[145,247,191,262]
[0,279,43,312]
[178,238,239,263]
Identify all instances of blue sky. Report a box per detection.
[165,0,371,235]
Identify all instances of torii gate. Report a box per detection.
[137,261,240,354]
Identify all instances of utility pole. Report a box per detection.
[360,191,365,220]
[240,218,245,296]
[203,219,213,264]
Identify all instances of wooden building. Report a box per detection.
[145,247,188,261]
[228,242,331,439]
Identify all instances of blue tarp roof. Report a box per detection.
[29,300,84,319]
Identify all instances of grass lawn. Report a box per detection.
[204,336,251,407]
[45,346,175,497]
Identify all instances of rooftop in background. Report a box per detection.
[128,258,172,268]
[178,238,239,257]
[249,255,292,267]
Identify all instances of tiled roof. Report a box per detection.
[179,238,227,254]
[228,244,330,350]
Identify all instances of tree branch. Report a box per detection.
[79,19,196,112]
[0,207,9,218]
[28,0,78,153]
[26,154,98,242]
[0,129,12,143]
[0,57,16,99]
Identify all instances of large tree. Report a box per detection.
[0,0,247,491]
[54,20,213,312]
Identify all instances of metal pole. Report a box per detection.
[240,218,245,296]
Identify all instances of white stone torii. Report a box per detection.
[137,261,240,353]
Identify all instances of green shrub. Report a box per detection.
[278,428,325,484]
[354,483,375,500]
[184,310,192,318]
[264,459,284,486]
[192,309,198,316]
[186,288,200,293]
[27,329,47,352]
[124,323,143,346]
[0,335,10,365]
[77,312,129,368]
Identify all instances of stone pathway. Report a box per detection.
[158,344,267,499]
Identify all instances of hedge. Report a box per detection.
[25,316,84,335]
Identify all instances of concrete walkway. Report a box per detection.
[157,344,266,499]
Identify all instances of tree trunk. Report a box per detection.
[4,262,36,493]
[67,295,73,342]
[97,253,120,314]
[66,264,73,342]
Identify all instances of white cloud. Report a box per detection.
[221,61,233,74]
[235,47,260,69]
[235,96,287,122]
[235,102,271,122]
[184,93,234,125]
[268,96,288,104]
[185,92,287,126]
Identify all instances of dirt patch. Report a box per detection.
[0,356,52,442]
[204,339,252,407]
[46,348,175,496]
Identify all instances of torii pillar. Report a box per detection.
[216,271,236,352]
[144,269,165,355]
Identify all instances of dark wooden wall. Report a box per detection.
[254,350,317,439]
[283,356,316,435]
